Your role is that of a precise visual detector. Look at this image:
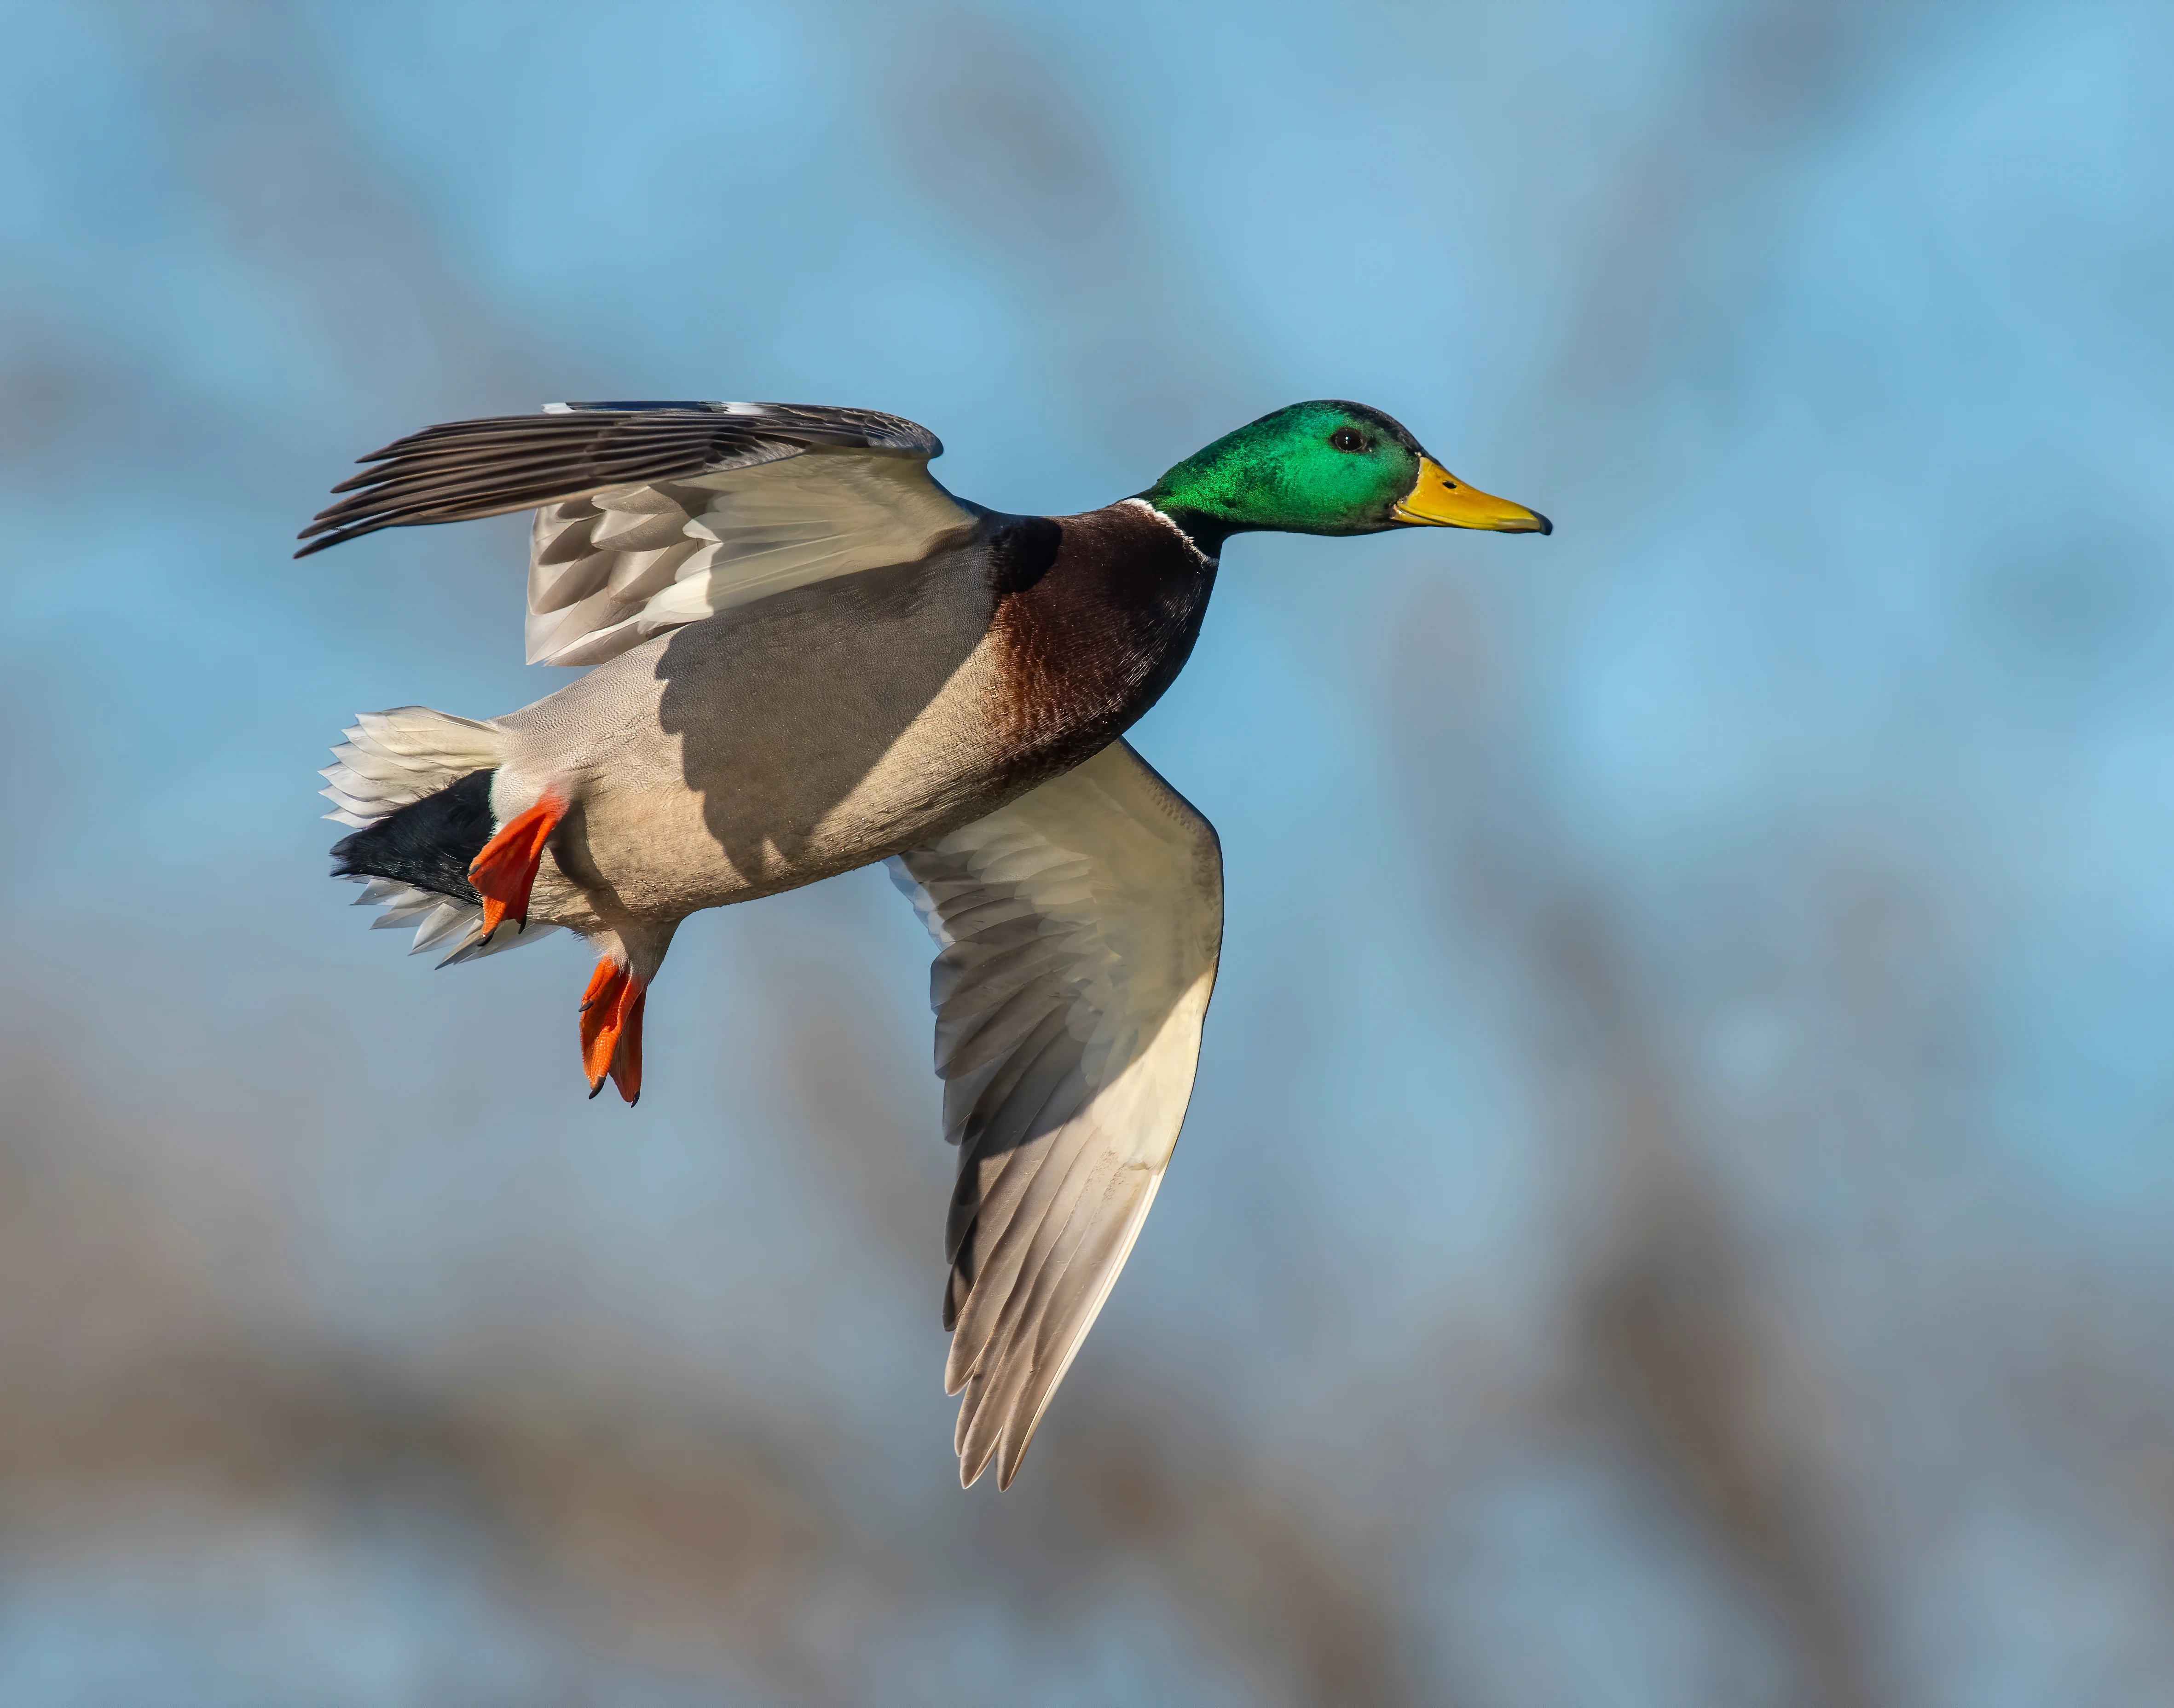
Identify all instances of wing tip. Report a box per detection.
[953,1418,1032,1491]
[959,1436,1001,1491]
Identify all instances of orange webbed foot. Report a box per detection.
[468,791,566,942]
[579,957,647,1105]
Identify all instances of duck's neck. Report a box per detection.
[983,500,1219,771]
[1139,501,1233,559]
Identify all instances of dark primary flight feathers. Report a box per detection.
[295,401,945,557]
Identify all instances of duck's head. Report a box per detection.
[1141,400,1550,554]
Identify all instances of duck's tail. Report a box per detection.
[320,707,562,967]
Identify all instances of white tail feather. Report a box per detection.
[343,875,562,967]
[326,706,561,968]
[320,706,504,828]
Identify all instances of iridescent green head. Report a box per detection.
[1141,400,1550,554]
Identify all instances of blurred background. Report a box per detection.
[2,0,2171,1702]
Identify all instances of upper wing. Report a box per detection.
[890,739,1223,1489]
[297,401,978,666]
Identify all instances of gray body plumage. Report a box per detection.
[495,521,1027,963]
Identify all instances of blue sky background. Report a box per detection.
[2,1,2172,1703]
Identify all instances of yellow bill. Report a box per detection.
[1393,456,1551,533]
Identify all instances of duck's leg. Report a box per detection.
[468,791,566,941]
[579,956,649,1103]
[576,926,676,1104]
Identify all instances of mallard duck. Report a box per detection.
[301,398,1548,1487]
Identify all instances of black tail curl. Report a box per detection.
[330,769,496,904]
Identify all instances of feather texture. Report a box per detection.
[344,874,561,967]
[297,401,977,667]
[321,708,558,966]
[318,706,503,829]
[520,450,977,667]
[890,739,1223,1489]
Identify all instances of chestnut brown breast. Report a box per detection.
[985,501,1218,776]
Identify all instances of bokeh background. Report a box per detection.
[2,1,2171,1702]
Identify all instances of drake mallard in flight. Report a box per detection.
[300,398,1549,1487]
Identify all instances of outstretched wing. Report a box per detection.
[890,740,1223,1489]
[298,401,978,665]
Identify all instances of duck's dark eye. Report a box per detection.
[1330,427,1366,452]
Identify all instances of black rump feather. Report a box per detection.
[330,769,496,904]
